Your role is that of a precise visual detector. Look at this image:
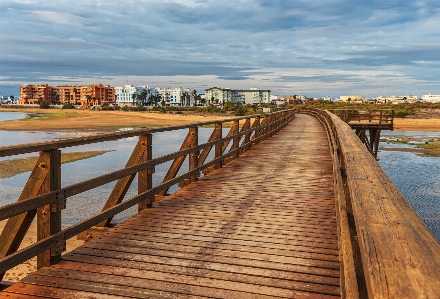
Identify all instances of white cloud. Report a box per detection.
[30,10,86,27]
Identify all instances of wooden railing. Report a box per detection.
[0,110,295,281]
[302,108,440,299]
[328,109,394,128]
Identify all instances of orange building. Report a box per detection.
[18,84,54,105]
[79,84,115,108]
[55,85,81,104]
[19,83,115,108]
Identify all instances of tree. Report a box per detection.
[139,90,148,106]
[86,95,92,108]
[181,92,188,106]
[132,93,137,106]
[9,95,14,101]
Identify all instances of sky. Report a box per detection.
[1,0,439,98]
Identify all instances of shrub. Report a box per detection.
[62,103,75,109]
[394,108,415,118]
[39,100,51,109]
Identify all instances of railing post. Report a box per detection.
[231,120,240,158]
[214,123,222,169]
[0,151,55,280]
[240,118,251,153]
[252,116,261,144]
[189,127,199,182]
[138,134,153,211]
[37,149,63,269]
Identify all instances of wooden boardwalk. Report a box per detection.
[2,114,341,298]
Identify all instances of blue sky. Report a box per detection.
[1,0,439,98]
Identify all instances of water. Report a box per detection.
[0,112,438,241]
[378,131,440,242]
[0,124,224,224]
[0,112,27,122]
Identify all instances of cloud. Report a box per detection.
[30,10,86,26]
[1,0,440,97]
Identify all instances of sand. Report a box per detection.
[1,107,439,132]
[0,220,84,282]
[393,118,440,132]
[0,108,232,131]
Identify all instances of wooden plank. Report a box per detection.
[6,280,199,299]
[78,239,339,274]
[54,260,341,296]
[76,232,339,262]
[24,267,335,299]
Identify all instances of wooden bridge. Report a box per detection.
[0,109,439,298]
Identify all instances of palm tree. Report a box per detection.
[181,92,188,107]
[132,93,137,106]
[192,90,197,106]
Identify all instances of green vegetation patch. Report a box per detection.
[416,140,440,157]
[0,151,110,179]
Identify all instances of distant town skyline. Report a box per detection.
[1,1,439,98]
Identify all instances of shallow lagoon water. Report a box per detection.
[0,112,27,122]
[0,112,439,241]
[0,126,226,224]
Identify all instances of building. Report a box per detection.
[55,85,81,104]
[374,95,419,104]
[115,85,155,107]
[421,94,440,103]
[78,84,115,108]
[18,84,54,105]
[339,95,366,102]
[205,87,271,105]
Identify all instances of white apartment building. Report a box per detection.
[205,87,271,105]
[374,95,419,104]
[421,94,440,103]
[156,87,190,106]
[115,85,151,107]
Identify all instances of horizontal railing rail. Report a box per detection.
[0,110,295,281]
[301,108,440,299]
[327,109,394,127]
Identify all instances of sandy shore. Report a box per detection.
[393,118,440,132]
[0,108,232,131]
[1,107,439,132]
[0,220,84,282]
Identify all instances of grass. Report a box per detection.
[416,140,440,157]
[380,137,440,157]
[0,151,110,179]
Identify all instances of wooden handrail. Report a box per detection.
[0,110,295,280]
[0,112,283,158]
[302,108,440,299]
